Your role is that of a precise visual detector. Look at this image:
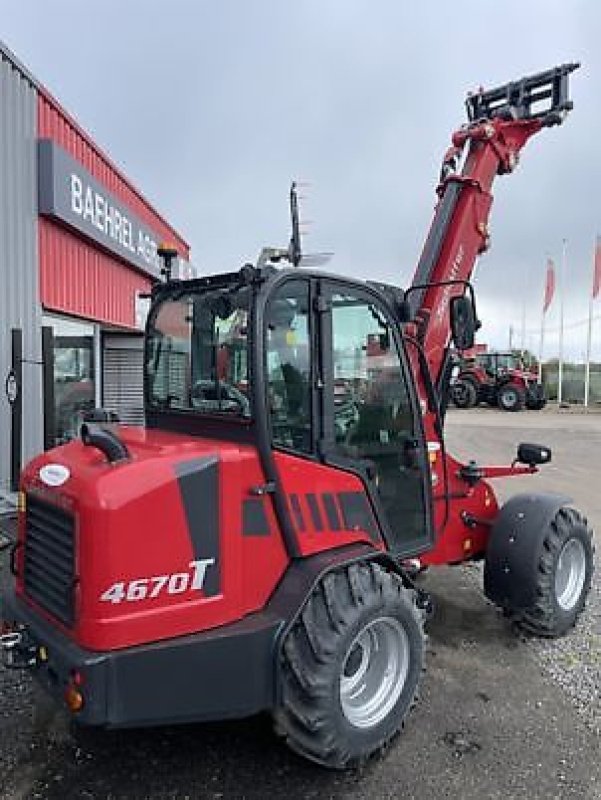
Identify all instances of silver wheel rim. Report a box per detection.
[339,616,409,729]
[555,538,587,611]
[502,390,517,408]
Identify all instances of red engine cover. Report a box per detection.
[17,428,290,651]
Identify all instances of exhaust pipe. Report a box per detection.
[80,423,130,464]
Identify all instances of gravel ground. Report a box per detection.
[459,557,600,737]
[0,557,37,800]
[526,562,600,736]
[446,407,601,739]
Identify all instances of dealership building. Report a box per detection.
[0,41,191,503]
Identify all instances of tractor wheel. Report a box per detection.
[526,385,547,410]
[274,562,426,769]
[527,396,547,411]
[497,384,525,411]
[492,508,594,637]
[452,379,478,409]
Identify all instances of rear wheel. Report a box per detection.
[497,384,525,411]
[274,562,426,769]
[452,379,478,409]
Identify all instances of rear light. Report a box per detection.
[65,668,85,711]
[64,684,84,712]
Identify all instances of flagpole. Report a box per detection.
[520,263,529,358]
[539,256,556,384]
[584,292,593,408]
[538,312,545,383]
[585,235,600,408]
[520,296,527,356]
[557,239,567,405]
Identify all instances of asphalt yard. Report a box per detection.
[1,407,599,799]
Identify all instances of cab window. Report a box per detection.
[146,287,251,417]
[265,281,311,452]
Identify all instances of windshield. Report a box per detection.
[146,286,251,417]
[496,354,518,370]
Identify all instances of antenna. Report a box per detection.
[256,181,334,270]
[288,180,334,269]
[288,181,302,267]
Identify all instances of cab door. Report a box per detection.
[318,282,433,556]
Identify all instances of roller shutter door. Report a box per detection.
[102,335,144,425]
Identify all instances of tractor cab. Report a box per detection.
[145,265,434,558]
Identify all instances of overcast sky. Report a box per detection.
[3,1,600,359]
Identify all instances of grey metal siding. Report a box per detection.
[0,48,42,497]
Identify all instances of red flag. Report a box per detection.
[543,258,556,313]
[593,237,601,299]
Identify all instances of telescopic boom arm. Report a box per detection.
[408,63,578,391]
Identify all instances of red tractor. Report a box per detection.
[452,349,546,411]
[1,64,594,769]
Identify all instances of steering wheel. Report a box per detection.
[190,380,250,416]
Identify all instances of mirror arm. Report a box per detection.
[403,279,480,350]
[403,332,443,438]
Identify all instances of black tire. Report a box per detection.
[274,562,426,769]
[525,385,547,410]
[512,508,594,637]
[452,379,478,409]
[497,384,525,412]
[527,397,547,411]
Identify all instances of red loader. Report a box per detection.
[1,63,594,769]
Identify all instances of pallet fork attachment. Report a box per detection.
[466,62,579,127]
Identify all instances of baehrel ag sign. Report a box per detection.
[38,139,166,278]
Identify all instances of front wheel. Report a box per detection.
[520,508,594,636]
[452,379,478,409]
[274,562,426,769]
[526,384,547,410]
[486,507,594,637]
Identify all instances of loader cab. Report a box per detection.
[144,266,433,557]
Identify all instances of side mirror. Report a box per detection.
[450,295,478,351]
[516,442,552,466]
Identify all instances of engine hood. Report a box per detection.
[21,426,248,509]
[509,369,538,382]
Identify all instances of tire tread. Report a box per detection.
[515,508,594,636]
[275,562,425,769]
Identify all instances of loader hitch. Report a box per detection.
[0,627,38,669]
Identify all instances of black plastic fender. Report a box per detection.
[484,492,571,611]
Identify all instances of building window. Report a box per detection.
[53,336,94,444]
[43,315,96,445]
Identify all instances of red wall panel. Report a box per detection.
[37,90,190,327]
[39,218,152,329]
